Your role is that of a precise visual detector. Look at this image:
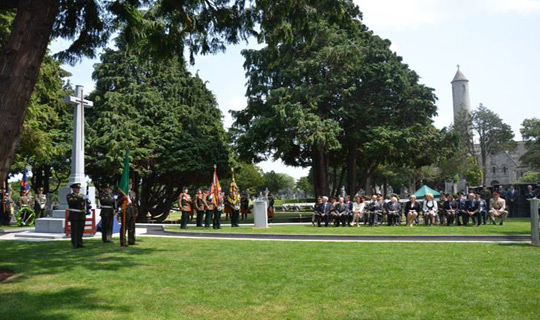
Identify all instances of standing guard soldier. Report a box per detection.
[203,188,213,228]
[99,185,115,243]
[227,187,240,227]
[240,193,249,221]
[179,188,191,229]
[213,192,224,229]
[195,190,205,227]
[34,187,47,218]
[0,190,12,226]
[119,182,137,246]
[267,193,275,224]
[18,189,33,224]
[18,189,32,210]
[66,183,87,248]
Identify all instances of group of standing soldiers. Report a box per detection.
[178,186,277,229]
[178,186,241,230]
[67,182,137,249]
[0,187,47,226]
[313,187,531,228]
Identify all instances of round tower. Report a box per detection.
[451,65,471,121]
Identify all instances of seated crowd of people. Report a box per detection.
[312,190,511,227]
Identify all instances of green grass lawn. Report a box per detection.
[0,238,539,319]
[165,218,533,236]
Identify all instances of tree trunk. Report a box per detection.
[336,165,345,196]
[331,165,337,196]
[312,146,329,198]
[44,165,51,194]
[0,0,58,182]
[346,141,357,197]
[33,165,43,192]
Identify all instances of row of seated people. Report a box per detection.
[313,191,509,227]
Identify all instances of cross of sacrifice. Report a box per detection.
[64,85,93,185]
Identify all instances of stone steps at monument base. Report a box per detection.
[35,217,65,233]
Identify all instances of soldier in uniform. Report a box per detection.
[267,193,275,224]
[0,191,12,226]
[34,187,47,218]
[98,185,115,243]
[202,189,212,228]
[66,183,87,248]
[213,192,224,229]
[194,189,205,227]
[489,191,508,225]
[178,188,191,229]
[120,182,137,246]
[18,189,33,224]
[227,187,240,227]
[240,193,249,221]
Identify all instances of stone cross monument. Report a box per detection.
[65,85,93,187]
[34,85,98,234]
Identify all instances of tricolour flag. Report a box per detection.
[20,169,30,194]
[118,149,130,210]
[210,165,221,205]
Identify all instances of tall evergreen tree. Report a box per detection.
[88,41,230,221]
[471,104,516,185]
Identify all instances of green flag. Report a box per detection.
[119,149,129,197]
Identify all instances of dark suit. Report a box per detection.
[333,202,348,227]
[443,200,457,225]
[316,202,331,227]
[478,199,489,225]
[367,201,383,226]
[456,198,467,226]
[507,189,518,217]
[464,199,479,226]
[386,201,401,226]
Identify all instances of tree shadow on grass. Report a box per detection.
[0,287,131,320]
[0,238,167,281]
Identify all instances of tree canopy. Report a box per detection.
[87,39,230,221]
[471,103,516,185]
[520,118,540,170]
[231,2,441,197]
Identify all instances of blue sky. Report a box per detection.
[50,0,540,180]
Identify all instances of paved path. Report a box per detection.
[142,226,531,243]
[1,224,532,244]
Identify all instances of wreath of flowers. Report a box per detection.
[16,207,36,226]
